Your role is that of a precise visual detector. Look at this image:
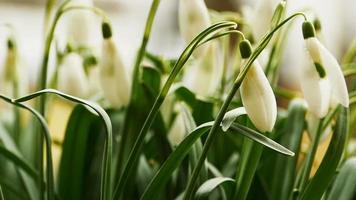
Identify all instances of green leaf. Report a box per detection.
[230,123,294,156]
[221,107,246,131]
[0,145,38,180]
[14,89,113,200]
[0,184,4,200]
[195,177,235,199]
[140,122,213,200]
[270,100,307,200]
[57,105,99,200]
[327,157,356,200]
[301,106,349,200]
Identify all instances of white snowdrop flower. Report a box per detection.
[168,108,186,146]
[58,53,89,98]
[179,0,211,57]
[99,23,131,108]
[64,0,98,47]
[243,0,281,41]
[182,43,219,97]
[301,21,349,118]
[239,40,277,132]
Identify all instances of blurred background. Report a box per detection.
[0,0,355,90]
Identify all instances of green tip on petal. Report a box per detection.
[7,38,14,50]
[239,39,252,59]
[102,21,112,39]
[302,21,316,39]
[314,62,326,78]
[313,18,321,32]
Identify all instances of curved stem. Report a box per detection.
[37,2,111,199]
[183,12,307,200]
[115,0,161,184]
[0,95,55,200]
[298,118,324,193]
[112,21,237,200]
[15,89,113,200]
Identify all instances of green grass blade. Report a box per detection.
[301,106,349,200]
[0,145,38,180]
[57,105,99,200]
[195,177,235,199]
[270,100,307,200]
[14,89,113,200]
[327,157,356,200]
[230,123,294,156]
[140,122,214,200]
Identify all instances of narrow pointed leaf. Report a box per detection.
[221,107,247,131]
[301,106,349,200]
[195,177,235,199]
[230,123,294,156]
[327,157,356,200]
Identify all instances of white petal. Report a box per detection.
[299,59,331,118]
[58,53,89,98]
[64,0,98,47]
[100,39,131,108]
[179,0,211,57]
[168,109,187,146]
[182,44,218,96]
[305,38,322,64]
[240,61,277,132]
[317,40,349,107]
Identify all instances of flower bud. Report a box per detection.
[100,38,131,108]
[239,39,252,59]
[302,21,316,39]
[58,53,89,98]
[179,0,211,57]
[240,61,277,132]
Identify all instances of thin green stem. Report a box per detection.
[15,89,113,200]
[0,184,4,200]
[37,2,111,199]
[183,12,307,200]
[113,21,237,200]
[343,68,356,77]
[0,95,55,200]
[298,118,324,193]
[115,0,161,183]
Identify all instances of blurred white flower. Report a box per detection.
[100,37,131,108]
[182,43,220,97]
[242,0,280,41]
[57,53,89,98]
[168,108,186,146]
[178,0,211,57]
[300,21,349,118]
[63,0,99,48]
[240,60,277,132]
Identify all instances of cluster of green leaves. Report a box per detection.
[0,0,355,200]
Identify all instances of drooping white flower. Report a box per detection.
[239,40,277,132]
[178,0,211,57]
[64,0,98,48]
[182,43,220,97]
[99,23,131,108]
[301,21,349,118]
[57,53,89,98]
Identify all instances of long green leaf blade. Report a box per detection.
[327,157,356,200]
[195,177,235,199]
[230,123,294,156]
[301,106,349,200]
